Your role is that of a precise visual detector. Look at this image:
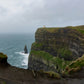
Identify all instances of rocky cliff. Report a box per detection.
[0,25,84,84]
[28,25,84,72]
[0,53,84,84]
[0,53,9,66]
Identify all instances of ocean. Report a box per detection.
[0,34,35,69]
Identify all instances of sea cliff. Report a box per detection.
[0,25,84,84]
[28,25,84,74]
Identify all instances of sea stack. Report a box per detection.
[24,45,28,54]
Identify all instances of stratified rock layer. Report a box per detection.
[28,25,84,71]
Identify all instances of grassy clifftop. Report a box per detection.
[37,25,84,34]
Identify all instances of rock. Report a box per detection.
[0,53,8,66]
[24,45,28,54]
[28,25,84,72]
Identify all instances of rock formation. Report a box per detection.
[28,25,84,72]
[0,26,84,84]
[24,45,28,54]
[0,52,9,66]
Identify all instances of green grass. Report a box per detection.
[70,25,84,34]
[30,50,53,61]
[38,25,84,34]
[52,57,71,72]
[64,55,84,74]
[58,48,73,60]
[32,42,43,49]
[0,53,7,58]
[37,28,61,33]
[30,50,71,73]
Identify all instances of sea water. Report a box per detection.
[0,34,35,69]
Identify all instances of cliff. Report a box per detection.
[0,53,84,84]
[0,53,9,66]
[28,25,84,73]
[0,25,84,84]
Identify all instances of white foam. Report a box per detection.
[15,51,29,68]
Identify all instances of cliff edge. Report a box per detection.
[28,25,84,75]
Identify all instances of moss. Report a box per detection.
[0,53,7,59]
[37,28,62,33]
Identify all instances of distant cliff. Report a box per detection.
[28,25,84,73]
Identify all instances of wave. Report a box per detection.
[15,51,29,69]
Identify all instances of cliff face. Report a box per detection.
[28,25,84,72]
[0,53,84,84]
[35,27,84,60]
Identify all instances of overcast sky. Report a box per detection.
[0,0,84,34]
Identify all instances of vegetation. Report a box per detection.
[37,27,62,33]
[0,53,7,58]
[30,50,53,61]
[38,25,84,34]
[58,48,73,60]
[30,50,71,73]
[32,42,43,49]
[52,57,71,73]
[30,25,84,76]
[70,25,84,34]
[64,55,84,74]
[44,71,61,79]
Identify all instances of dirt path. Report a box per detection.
[0,65,84,84]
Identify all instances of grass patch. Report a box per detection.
[70,25,84,34]
[58,48,73,60]
[37,28,62,33]
[30,50,71,73]
[30,50,53,61]
[32,42,43,49]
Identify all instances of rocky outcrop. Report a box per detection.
[28,25,84,72]
[24,45,28,54]
[0,53,9,66]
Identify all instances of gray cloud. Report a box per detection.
[0,0,84,34]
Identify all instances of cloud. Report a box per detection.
[0,0,84,34]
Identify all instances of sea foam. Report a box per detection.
[15,51,29,69]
